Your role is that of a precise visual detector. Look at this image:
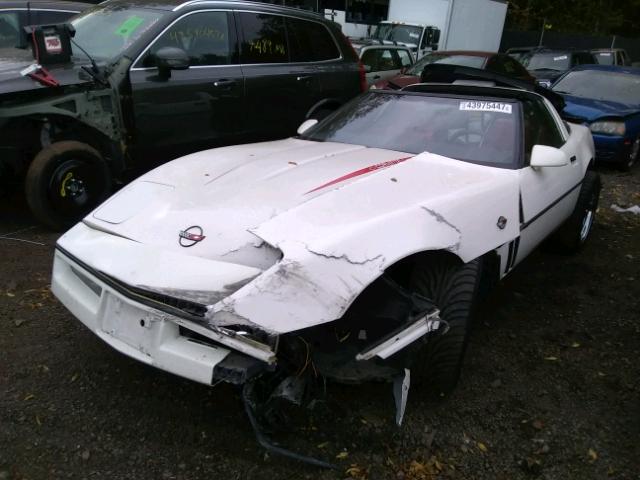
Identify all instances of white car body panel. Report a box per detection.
[52,93,595,387]
[58,139,520,334]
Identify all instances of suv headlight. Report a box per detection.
[590,120,626,136]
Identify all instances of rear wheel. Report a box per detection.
[547,170,601,253]
[408,254,482,396]
[25,141,112,231]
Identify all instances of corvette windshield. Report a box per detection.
[302,93,519,167]
[553,70,640,105]
[71,6,164,61]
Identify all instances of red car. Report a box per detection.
[371,50,535,89]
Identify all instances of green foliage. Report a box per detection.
[505,0,640,36]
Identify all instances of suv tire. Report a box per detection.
[25,141,112,231]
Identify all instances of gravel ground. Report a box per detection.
[1,168,638,480]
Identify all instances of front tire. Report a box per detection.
[409,254,482,396]
[25,141,112,231]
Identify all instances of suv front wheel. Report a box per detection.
[25,141,112,231]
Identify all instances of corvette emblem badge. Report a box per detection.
[179,226,206,247]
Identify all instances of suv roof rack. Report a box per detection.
[411,64,565,111]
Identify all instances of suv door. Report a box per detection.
[516,98,584,265]
[129,10,244,164]
[238,11,321,140]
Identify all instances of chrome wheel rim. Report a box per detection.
[579,209,594,242]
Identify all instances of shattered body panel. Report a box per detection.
[62,139,520,334]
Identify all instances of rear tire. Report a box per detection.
[25,141,112,231]
[409,254,482,396]
[547,170,601,253]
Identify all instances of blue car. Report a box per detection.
[552,64,640,170]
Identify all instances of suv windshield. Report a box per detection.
[373,24,422,45]
[302,92,519,167]
[71,6,164,61]
[554,70,640,105]
[407,53,485,75]
[522,53,570,71]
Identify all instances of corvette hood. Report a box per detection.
[85,138,515,269]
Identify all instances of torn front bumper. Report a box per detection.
[52,248,274,385]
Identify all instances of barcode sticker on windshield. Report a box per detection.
[553,55,568,61]
[459,101,512,114]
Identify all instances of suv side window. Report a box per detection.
[143,11,237,67]
[238,12,287,64]
[361,48,396,72]
[522,99,564,163]
[286,17,339,62]
[0,11,20,48]
[396,49,413,68]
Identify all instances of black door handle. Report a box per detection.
[570,155,577,162]
[213,79,237,88]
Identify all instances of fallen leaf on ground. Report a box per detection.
[336,451,349,460]
[588,448,598,462]
[477,442,488,453]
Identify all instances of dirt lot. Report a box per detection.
[1,168,638,480]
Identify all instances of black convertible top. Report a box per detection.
[412,63,566,112]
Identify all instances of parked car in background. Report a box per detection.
[0,0,90,48]
[357,43,414,86]
[360,20,441,59]
[520,48,597,87]
[591,48,631,66]
[505,45,546,62]
[0,0,363,230]
[371,50,534,90]
[553,64,640,170]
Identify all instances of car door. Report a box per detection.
[516,97,585,265]
[129,9,244,165]
[361,47,403,86]
[237,11,320,140]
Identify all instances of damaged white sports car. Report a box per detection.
[52,76,599,446]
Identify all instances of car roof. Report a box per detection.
[570,64,640,75]
[0,0,91,10]
[99,0,325,17]
[431,50,497,58]
[359,44,412,51]
[399,82,543,103]
[526,48,591,54]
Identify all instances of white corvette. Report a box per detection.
[51,78,600,405]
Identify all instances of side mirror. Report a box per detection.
[297,119,318,135]
[530,145,568,168]
[154,47,189,77]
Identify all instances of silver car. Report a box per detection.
[359,44,414,86]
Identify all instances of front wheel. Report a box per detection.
[25,141,112,231]
[409,254,482,396]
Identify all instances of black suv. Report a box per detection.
[520,48,597,87]
[0,0,363,229]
